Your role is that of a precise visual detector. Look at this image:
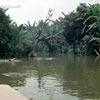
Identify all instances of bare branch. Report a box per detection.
[28,8,62,57]
[38,31,63,41]
[35,29,42,39]
[45,8,54,23]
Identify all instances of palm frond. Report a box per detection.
[86,22,98,32]
[90,37,100,42]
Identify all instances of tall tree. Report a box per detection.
[0,8,12,57]
[28,9,64,57]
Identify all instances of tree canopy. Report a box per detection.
[1,3,100,57]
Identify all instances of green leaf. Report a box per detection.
[90,37,100,42]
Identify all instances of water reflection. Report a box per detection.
[0,54,100,100]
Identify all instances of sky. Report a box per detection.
[0,0,100,25]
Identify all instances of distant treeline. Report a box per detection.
[0,3,100,57]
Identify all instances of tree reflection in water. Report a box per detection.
[0,54,100,100]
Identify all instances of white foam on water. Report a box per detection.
[36,57,56,61]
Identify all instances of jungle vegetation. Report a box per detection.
[0,3,100,58]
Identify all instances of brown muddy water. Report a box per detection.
[0,53,100,100]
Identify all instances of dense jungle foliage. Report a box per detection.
[0,3,100,57]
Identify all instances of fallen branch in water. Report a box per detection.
[94,49,100,56]
[9,58,16,62]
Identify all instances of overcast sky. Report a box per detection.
[0,0,100,24]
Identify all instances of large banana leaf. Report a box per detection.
[83,16,98,25]
[90,37,100,42]
[86,22,98,32]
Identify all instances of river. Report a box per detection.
[0,53,100,100]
